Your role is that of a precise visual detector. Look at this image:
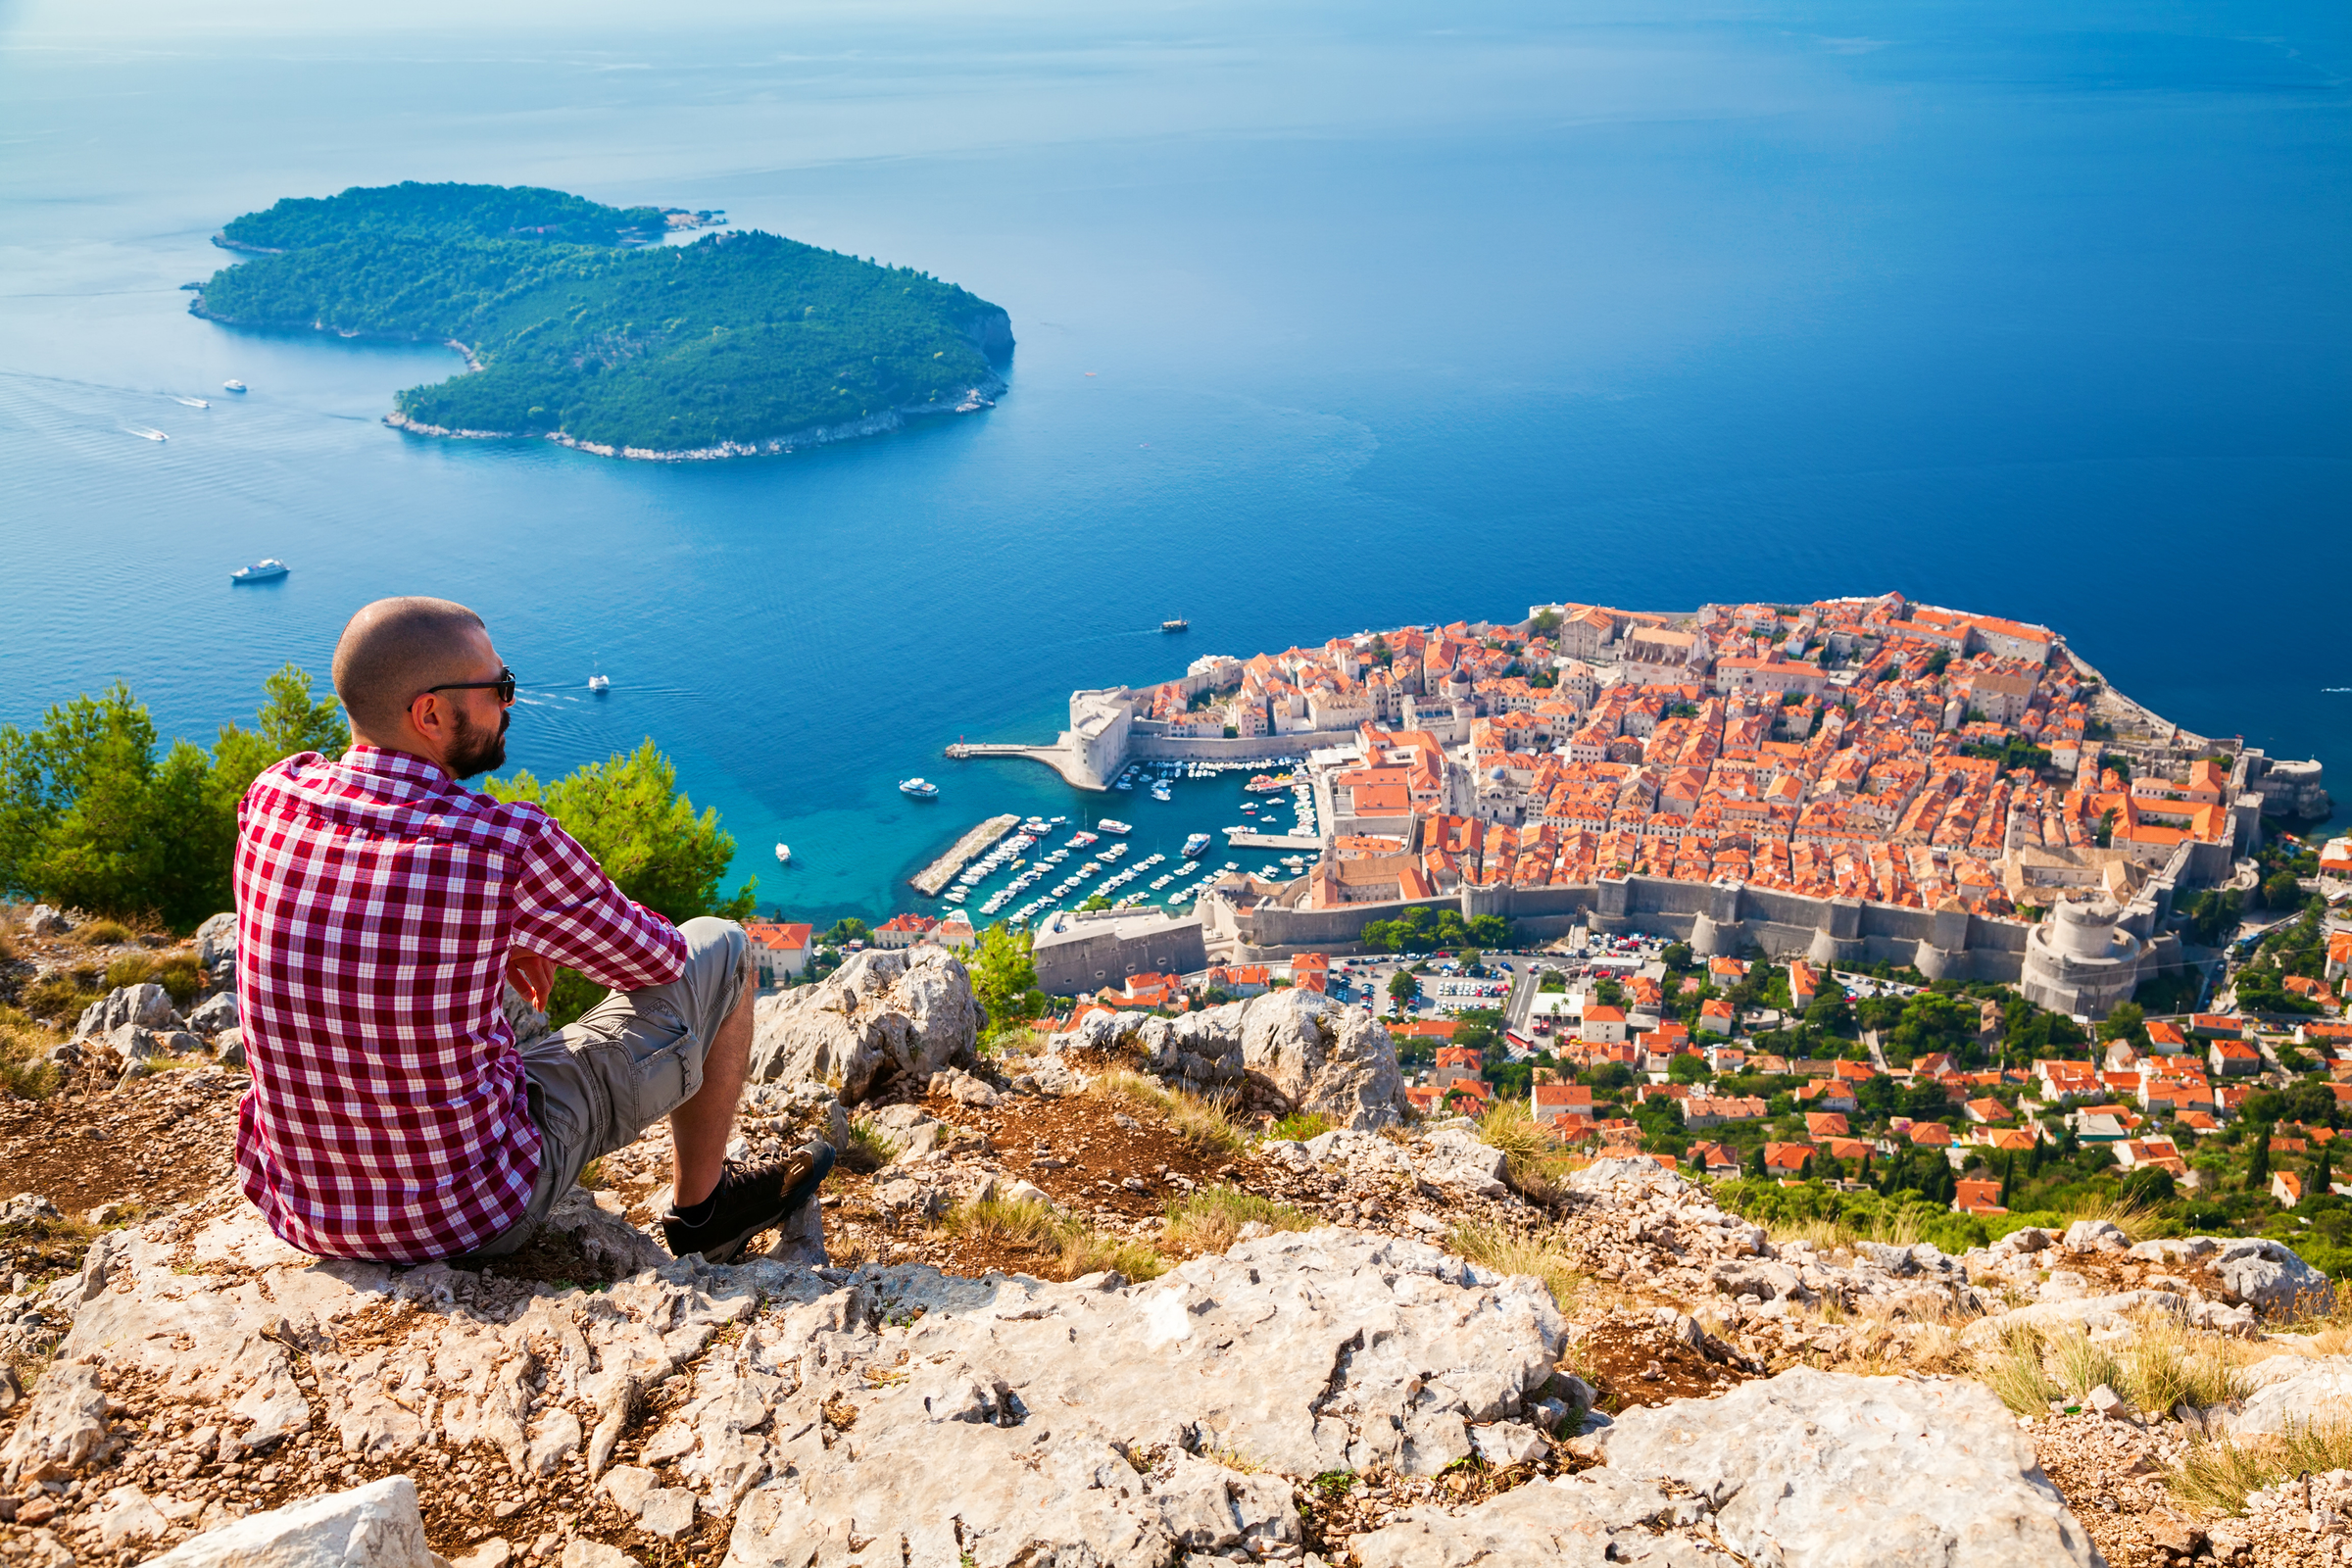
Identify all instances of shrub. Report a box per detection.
[1270,1111,1333,1143]
[72,920,133,949]
[844,1117,901,1173]
[2045,1324,2125,1402]
[1163,1187,1313,1254]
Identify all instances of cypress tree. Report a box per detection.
[2313,1142,2333,1203]
[1999,1152,2016,1208]
[2246,1125,2273,1193]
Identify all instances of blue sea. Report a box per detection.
[1,0,2346,926]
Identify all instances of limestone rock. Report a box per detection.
[2229,1355,2352,1437]
[25,904,71,937]
[864,1103,947,1159]
[2063,1219,2130,1252]
[2212,1237,2330,1314]
[1416,1128,1510,1198]
[194,910,237,971]
[1593,1366,2100,1565]
[188,990,240,1038]
[74,982,180,1039]
[218,1027,247,1067]
[562,1543,643,1568]
[1566,1156,1693,1200]
[1352,1469,1738,1568]
[749,947,979,1102]
[931,1066,1003,1107]
[0,1360,112,1485]
[144,1476,439,1567]
[1235,991,1408,1130]
[1,1193,61,1227]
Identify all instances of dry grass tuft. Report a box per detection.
[1978,1322,2061,1416]
[2057,1194,2162,1244]
[2123,1310,2252,1415]
[0,1008,62,1102]
[1088,1070,1246,1156]
[1446,1221,1582,1312]
[70,919,134,949]
[941,1196,1169,1282]
[2170,1421,2352,1515]
[2045,1324,2126,1402]
[1163,1186,1314,1254]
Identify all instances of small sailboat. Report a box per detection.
[774,843,792,865]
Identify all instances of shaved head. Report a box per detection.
[333,596,490,737]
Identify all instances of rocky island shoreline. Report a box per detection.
[186,180,1013,463]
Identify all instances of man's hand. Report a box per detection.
[506,949,558,1012]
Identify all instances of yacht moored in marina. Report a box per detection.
[1097,819,1132,835]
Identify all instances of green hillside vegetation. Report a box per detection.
[195,181,1010,454]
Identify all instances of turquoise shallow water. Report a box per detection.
[1,0,2346,925]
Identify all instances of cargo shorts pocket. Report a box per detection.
[612,1016,707,1135]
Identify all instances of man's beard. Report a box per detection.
[447,706,510,779]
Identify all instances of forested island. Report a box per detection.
[191,182,1012,459]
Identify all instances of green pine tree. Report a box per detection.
[2245,1125,2274,1193]
[2312,1142,2333,1203]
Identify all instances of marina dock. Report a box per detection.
[911,813,1021,897]
[1223,830,1324,851]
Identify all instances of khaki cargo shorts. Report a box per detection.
[465,914,750,1258]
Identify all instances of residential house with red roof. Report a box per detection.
[2211,1040,2262,1077]
[742,921,814,983]
[873,912,939,949]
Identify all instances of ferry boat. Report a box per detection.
[1182,832,1212,858]
[222,380,247,393]
[899,777,939,799]
[1097,819,1132,836]
[774,843,792,865]
[229,559,289,583]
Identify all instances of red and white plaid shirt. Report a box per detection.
[232,745,687,1262]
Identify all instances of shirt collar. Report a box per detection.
[340,744,458,790]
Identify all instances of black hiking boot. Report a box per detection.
[662,1140,836,1264]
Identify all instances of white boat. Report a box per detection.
[1098,819,1132,836]
[899,778,939,799]
[173,396,210,409]
[774,843,791,865]
[222,380,247,393]
[129,426,167,442]
[230,558,289,583]
[587,673,611,693]
[1183,833,1212,858]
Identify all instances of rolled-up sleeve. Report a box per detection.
[509,816,690,990]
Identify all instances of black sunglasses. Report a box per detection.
[420,666,517,706]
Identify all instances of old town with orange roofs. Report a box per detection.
[755,591,2349,1209]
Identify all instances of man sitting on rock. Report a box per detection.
[231,595,829,1266]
